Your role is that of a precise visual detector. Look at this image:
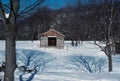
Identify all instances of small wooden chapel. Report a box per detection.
[38,27,65,48]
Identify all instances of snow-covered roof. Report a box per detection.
[39,28,65,37]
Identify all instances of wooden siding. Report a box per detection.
[57,37,64,47]
[40,37,48,47]
[40,37,64,48]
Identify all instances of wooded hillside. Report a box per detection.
[0,0,120,40]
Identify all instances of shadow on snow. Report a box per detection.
[16,49,55,81]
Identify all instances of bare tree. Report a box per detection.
[91,0,117,72]
[0,0,45,81]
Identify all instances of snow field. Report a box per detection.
[0,41,120,81]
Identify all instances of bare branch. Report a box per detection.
[108,0,114,40]
[0,0,6,24]
[18,0,45,16]
[9,0,19,20]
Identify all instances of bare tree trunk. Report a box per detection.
[94,41,113,72]
[108,45,112,72]
[107,0,114,72]
[71,39,74,46]
[4,24,16,81]
[108,54,112,72]
[75,40,78,47]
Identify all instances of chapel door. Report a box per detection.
[48,37,56,46]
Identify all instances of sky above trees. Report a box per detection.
[44,0,66,9]
[1,0,89,10]
[1,0,67,9]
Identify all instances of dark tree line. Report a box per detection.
[0,0,120,41]
[16,7,53,40]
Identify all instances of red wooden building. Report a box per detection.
[38,28,65,48]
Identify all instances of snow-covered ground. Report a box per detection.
[0,41,120,81]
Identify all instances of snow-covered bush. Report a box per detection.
[69,55,107,73]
